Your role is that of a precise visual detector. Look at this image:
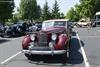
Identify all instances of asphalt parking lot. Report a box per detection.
[0,27,100,67]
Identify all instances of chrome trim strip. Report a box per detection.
[22,50,66,55]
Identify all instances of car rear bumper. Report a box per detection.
[22,50,66,55]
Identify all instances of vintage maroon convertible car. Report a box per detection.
[22,19,72,60]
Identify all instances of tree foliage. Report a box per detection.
[66,8,79,21]
[79,0,95,18]
[94,0,100,13]
[18,0,64,21]
[19,0,41,20]
[52,0,60,19]
[42,0,51,20]
[0,0,14,24]
[36,5,42,20]
[59,13,65,19]
[42,0,64,20]
[66,0,100,21]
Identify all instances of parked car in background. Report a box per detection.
[22,19,72,62]
[27,24,37,32]
[1,22,27,37]
[0,23,5,37]
[92,11,100,27]
[76,18,91,27]
[35,22,42,31]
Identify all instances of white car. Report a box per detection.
[76,19,91,27]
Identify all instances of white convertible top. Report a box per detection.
[44,19,69,22]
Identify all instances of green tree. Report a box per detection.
[79,0,95,18]
[80,0,100,17]
[42,0,51,20]
[0,0,14,24]
[19,0,41,20]
[66,8,79,21]
[60,13,65,19]
[94,0,100,13]
[66,0,100,21]
[51,0,60,19]
[36,5,42,20]
[74,4,82,19]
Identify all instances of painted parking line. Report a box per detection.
[76,31,90,67]
[0,51,21,67]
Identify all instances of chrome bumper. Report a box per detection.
[22,50,66,55]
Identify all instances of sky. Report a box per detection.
[14,0,79,15]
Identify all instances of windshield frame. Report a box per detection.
[42,21,67,30]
